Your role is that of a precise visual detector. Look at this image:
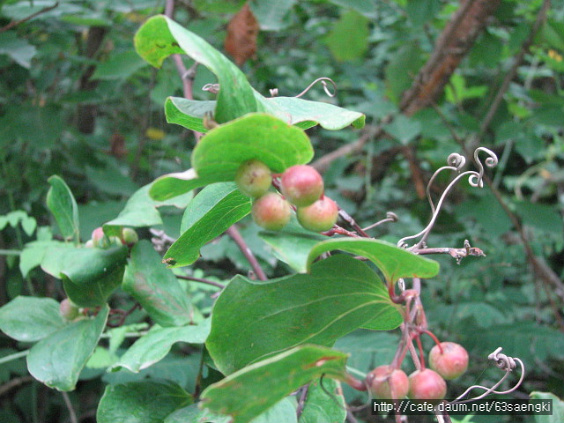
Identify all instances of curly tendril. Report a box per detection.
[398,147,498,250]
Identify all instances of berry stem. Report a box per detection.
[422,329,444,354]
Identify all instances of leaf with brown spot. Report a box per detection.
[224,3,259,66]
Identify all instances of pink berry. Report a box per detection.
[297,196,338,232]
[366,365,409,399]
[408,369,447,400]
[429,342,469,380]
[280,165,324,207]
[252,193,291,230]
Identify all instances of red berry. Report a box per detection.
[297,196,338,232]
[429,342,469,380]
[408,369,447,400]
[235,159,272,198]
[252,193,291,230]
[366,365,409,399]
[91,227,105,247]
[280,165,324,207]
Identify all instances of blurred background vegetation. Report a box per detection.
[1,0,563,422]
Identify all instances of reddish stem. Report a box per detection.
[422,329,443,354]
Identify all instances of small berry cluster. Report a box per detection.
[235,160,339,232]
[85,227,138,249]
[365,341,469,401]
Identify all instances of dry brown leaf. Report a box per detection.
[224,2,259,66]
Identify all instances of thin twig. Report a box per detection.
[0,2,59,33]
[0,376,34,397]
[176,274,225,289]
[226,226,267,281]
[62,391,78,423]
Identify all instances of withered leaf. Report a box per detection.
[224,2,259,66]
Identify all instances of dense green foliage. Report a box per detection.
[1,1,564,422]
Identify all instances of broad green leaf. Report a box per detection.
[192,113,313,182]
[259,223,325,273]
[165,96,365,134]
[135,15,260,123]
[530,392,564,423]
[110,320,211,373]
[46,175,80,242]
[92,50,147,80]
[123,241,192,326]
[0,32,36,68]
[251,0,296,31]
[164,183,251,267]
[206,254,401,375]
[307,238,440,283]
[150,113,313,201]
[327,0,377,18]
[0,296,67,342]
[385,43,424,104]
[26,305,109,391]
[384,114,421,145]
[19,240,69,278]
[164,404,231,423]
[105,184,193,229]
[165,97,215,133]
[325,10,369,62]
[514,201,564,234]
[200,345,348,423]
[42,245,128,307]
[97,380,192,423]
[299,378,346,423]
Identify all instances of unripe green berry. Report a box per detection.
[59,298,79,321]
[252,193,291,231]
[297,196,338,232]
[235,159,272,198]
[121,227,139,245]
[280,165,324,207]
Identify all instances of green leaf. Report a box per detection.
[514,201,564,234]
[0,296,67,342]
[150,113,313,201]
[164,183,251,267]
[92,50,147,80]
[42,246,129,307]
[201,345,348,423]
[206,254,401,375]
[105,184,193,229]
[46,175,80,242]
[251,0,296,31]
[383,114,422,144]
[307,238,440,283]
[165,97,215,133]
[385,43,424,104]
[26,305,109,391]
[19,240,70,278]
[123,241,193,326]
[110,320,211,373]
[97,380,192,423]
[135,15,260,123]
[325,10,369,62]
[165,96,365,134]
[164,404,231,423]
[299,378,346,423]
[327,0,377,18]
[406,0,441,26]
[530,392,564,423]
[0,32,37,68]
[259,223,325,273]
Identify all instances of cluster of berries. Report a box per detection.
[235,160,339,232]
[366,342,469,401]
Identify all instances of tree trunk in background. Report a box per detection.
[77,26,107,134]
[400,0,501,116]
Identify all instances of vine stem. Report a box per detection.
[176,274,225,290]
[0,350,29,365]
[226,226,267,281]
